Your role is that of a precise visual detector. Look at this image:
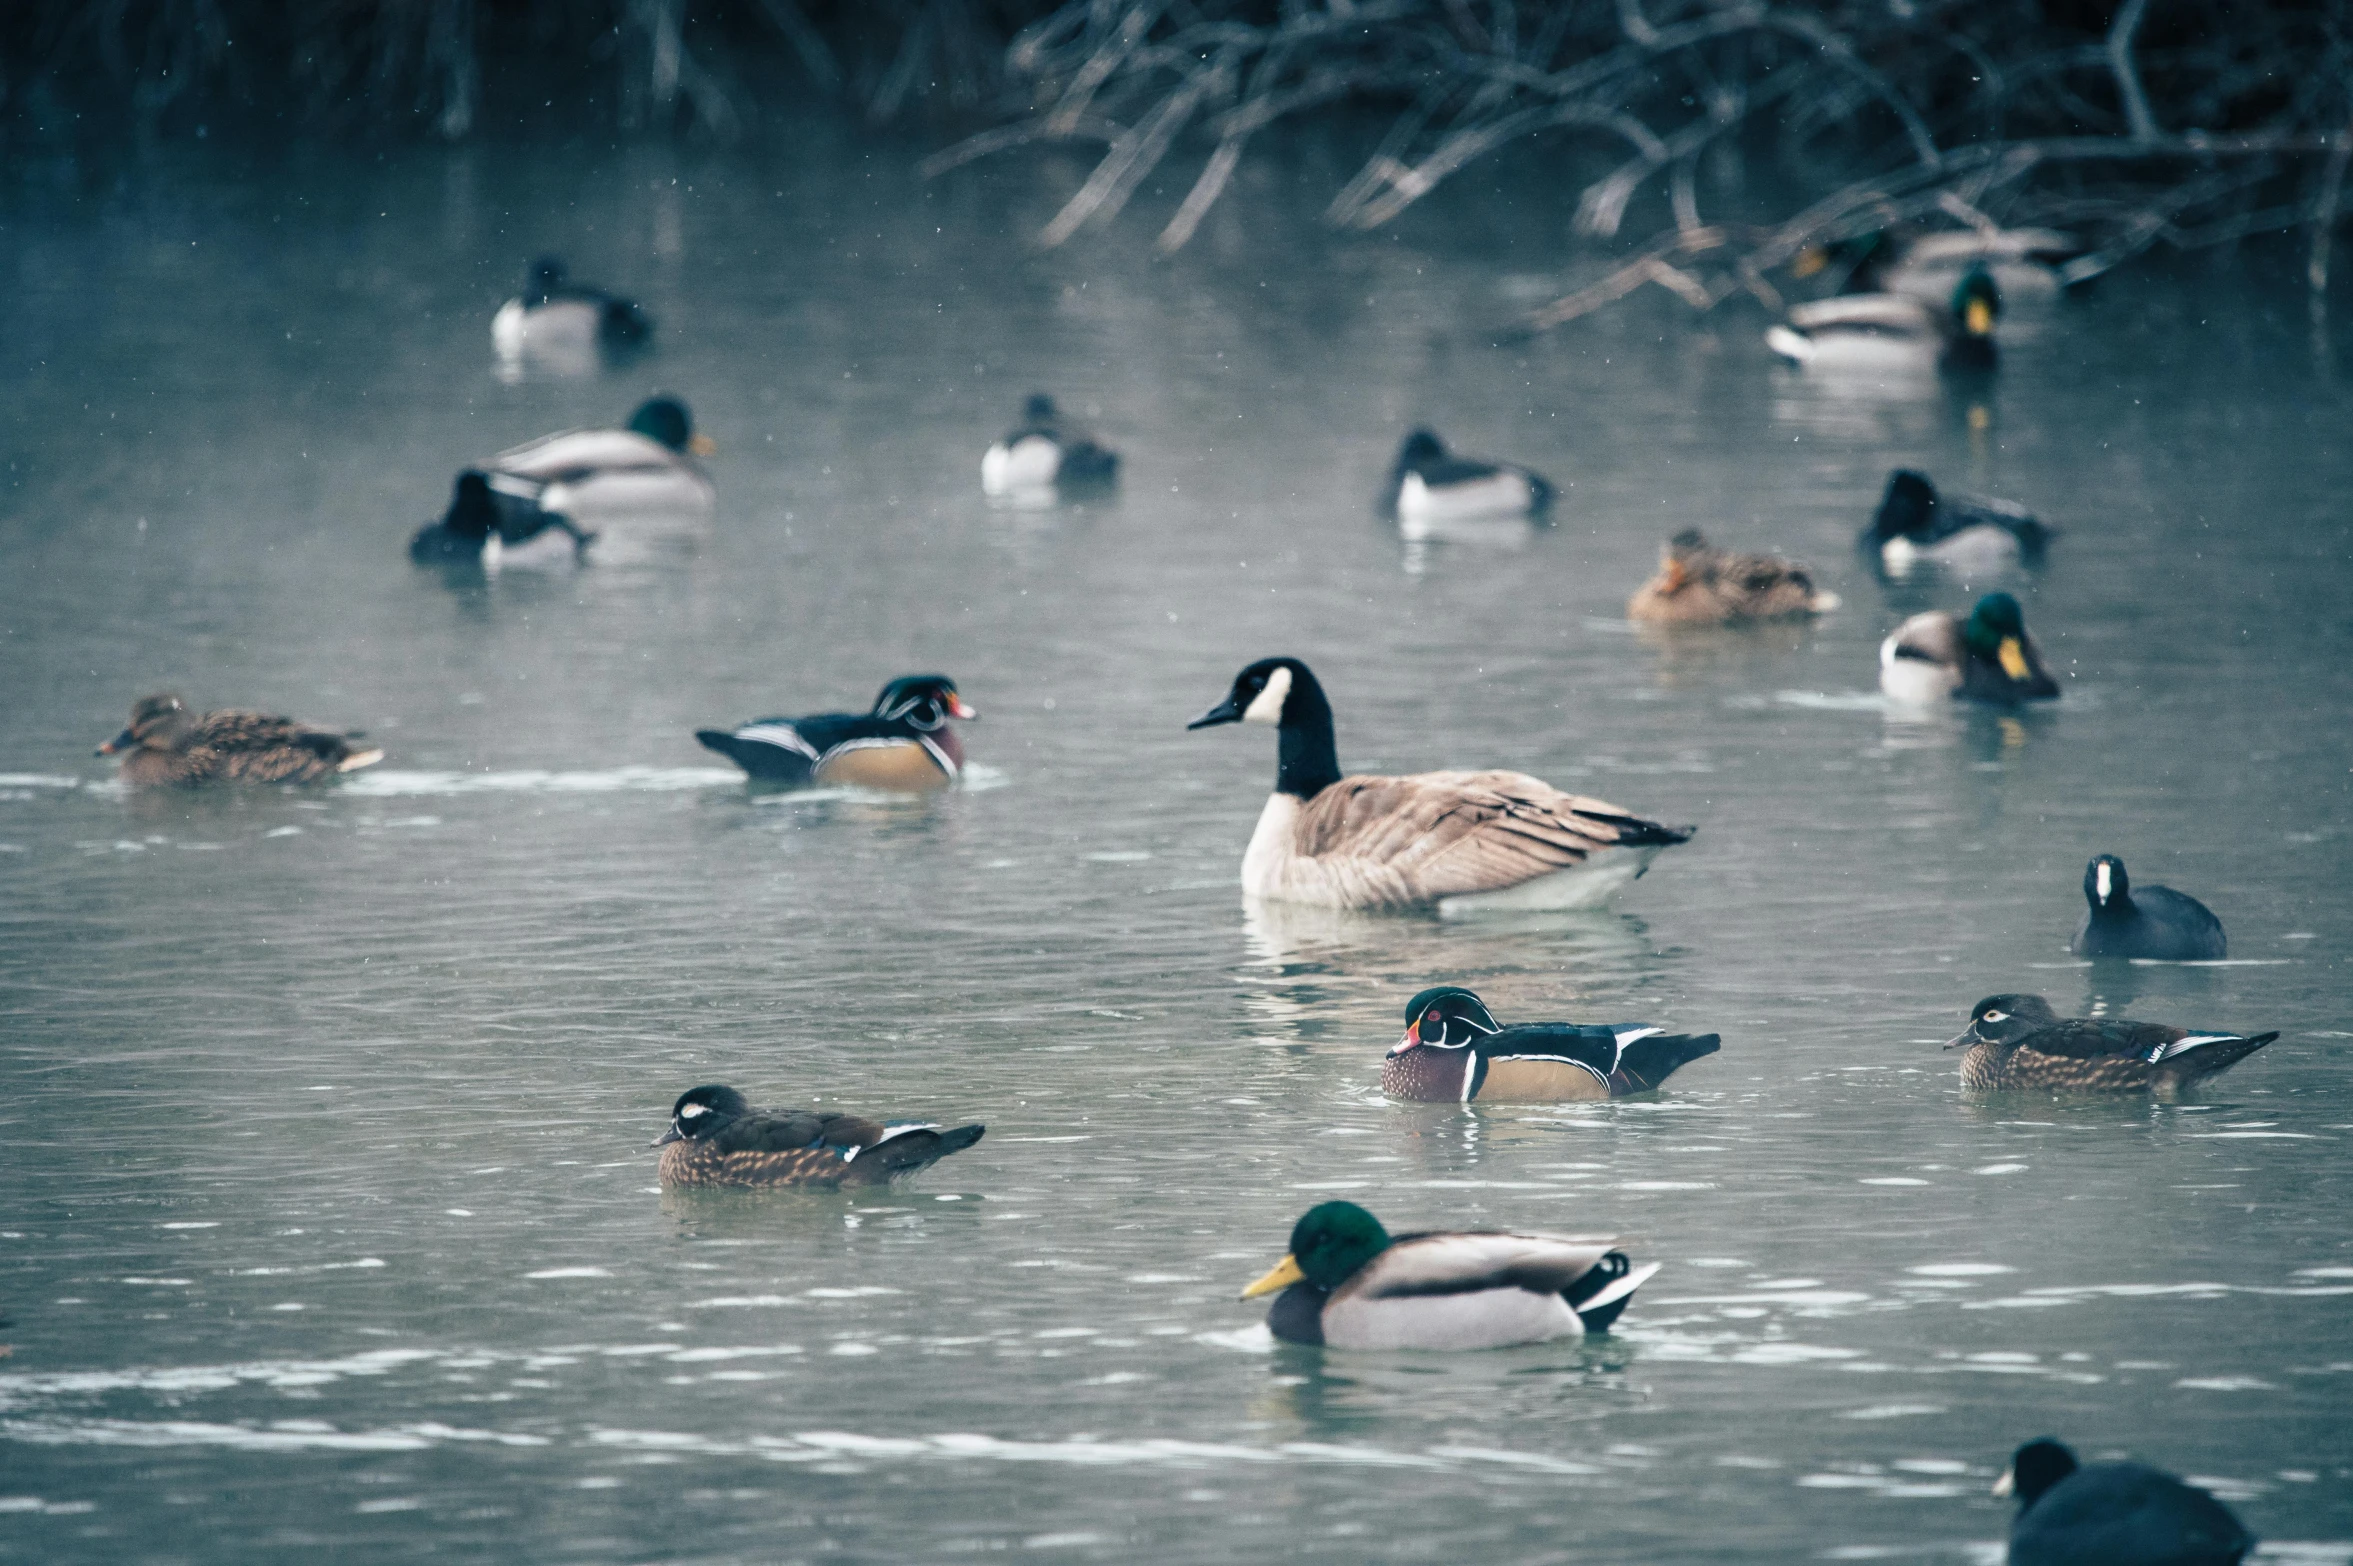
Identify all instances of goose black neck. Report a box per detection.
[1275,684,1341,799]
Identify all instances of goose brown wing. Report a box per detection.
[1342,1232,1616,1301]
[1294,772,1688,902]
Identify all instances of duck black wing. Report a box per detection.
[1943,491,2054,553]
[839,1121,986,1185]
[2136,885,2228,957]
[1475,1024,1717,1095]
[2014,1018,2272,1072]
[695,708,866,781]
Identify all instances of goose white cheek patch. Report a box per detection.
[1242,666,1292,725]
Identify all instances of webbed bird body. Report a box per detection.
[1383,986,1719,1102]
[1767,270,2002,375]
[1382,429,1552,532]
[487,396,715,523]
[981,394,1119,496]
[2000,1438,2253,1566]
[1947,994,2274,1094]
[2071,854,2226,961]
[1189,659,1692,914]
[1887,228,2088,302]
[1863,470,2053,575]
[1880,593,2059,705]
[1240,1200,1657,1350]
[654,1086,983,1190]
[409,470,590,569]
[97,694,382,787]
[1626,529,1838,624]
[696,675,974,791]
[491,256,651,371]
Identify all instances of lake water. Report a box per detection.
[3,124,2350,1562]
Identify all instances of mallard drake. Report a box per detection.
[1889,227,2089,301]
[1381,429,1553,530]
[654,1085,983,1189]
[490,256,652,366]
[409,470,593,569]
[486,396,716,522]
[1998,1437,2253,1566]
[2071,855,2226,961]
[1880,593,2059,705]
[1766,269,2001,374]
[1383,986,1718,1102]
[1187,658,1692,913]
[1239,1200,1658,1349]
[1626,529,1839,624]
[1862,470,2054,574]
[1946,994,2275,1093]
[980,394,1119,496]
[695,675,976,791]
[97,694,382,786]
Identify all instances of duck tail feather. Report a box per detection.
[336,748,384,773]
[1619,1033,1720,1090]
[2161,1032,2275,1085]
[1571,1259,1659,1333]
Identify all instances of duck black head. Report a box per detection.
[1241,1200,1395,1300]
[1022,393,1058,423]
[1947,994,2062,1049]
[628,395,715,455]
[1873,470,1940,541]
[871,675,977,730]
[1952,268,2001,337]
[2084,854,2130,911]
[1394,986,1502,1054]
[1997,1437,2079,1508]
[526,255,568,299]
[98,693,191,757]
[655,1084,749,1146]
[1393,428,1447,477]
[445,471,499,540]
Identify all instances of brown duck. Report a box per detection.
[97,694,383,786]
[1627,530,1840,624]
[653,1085,984,1189]
[1946,994,2276,1093]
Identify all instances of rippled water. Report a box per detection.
[3,129,2351,1562]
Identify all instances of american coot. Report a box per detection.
[1380,429,1553,529]
[95,694,381,786]
[2072,854,2227,960]
[695,676,977,791]
[1861,470,2056,574]
[1185,658,1693,913]
[1766,268,2001,374]
[1999,1437,2254,1566]
[1880,592,2061,705]
[1945,995,2275,1093]
[653,1086,983,1190]
[1238,1200,1658,1349]
[980,394,1119,495]
[1382,986,1720,1102]
[1627,529,1840,623]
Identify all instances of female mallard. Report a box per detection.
[486,396,716,522]
[1187,658,1692,913]
[1766,269,2001,374]
[1861,470,2053,574]
[1382,429,1553,530]
[408,470,593,569]
[1945,994,2275,1093]
[654,1086,983,1190]
[1383,986,1718,1102]
[1239,1200,1658,1349]
[695,675,976,791]
[1626,529,1839,624]
[1879,593,2059,705]
[981,394,1119,495]
[491,256,652,367]
[97,694,382,786]
[2071,854,2226,961]
[1998,1438,2253,1566]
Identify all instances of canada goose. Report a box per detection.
[1767,269,2001,374]
[1239,1200,1658,1349]
[695,676,976,791]
[1862,470,2053,574]
[2071,855,2227,961]
[96,695,382,786]
[981,394,1119,495]
[653,1086,983,1189]
[408,470,592,569]
[1945,995,2275,1093]
[486,396,716,522]
[1187,658,1693,914]
[1997,1437,2253,1565]
[1383,986,1719,1102]
[1382,429,1553,531]
[1879,593,2059,705]
[1626,529,1839,623]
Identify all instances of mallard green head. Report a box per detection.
[1397,986,1501,1052]
[628,395,716,456]
[1962,592,2032,679]
[1952,268,2001,337]
[1241,1201,1393,1299]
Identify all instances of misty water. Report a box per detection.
[3,123,2350,1562]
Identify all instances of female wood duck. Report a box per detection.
[981,394,1119,495]
[2071,854,2226,961]
[696,675,976,790]
[1766,268,2002,374]
[1998,1438,2253,1566]
[491,256,652,366]
[409,471,593,568]
[1626,529,1839,624]
[1239,1200,1658,1349]
[486,396,716,521]
[654,1085,984,1189]
[1381,429,1553,530]
[1880,593,2060,705]
[1188,658,1691,913]
[1383,986,1719,1102]
[1945,995,2275,1093]
[97,694,383,786]
[1860,470,2054,574]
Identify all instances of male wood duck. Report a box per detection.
[486,396,716,521]
[97,694,383,786]
[1380,429,1553,530]
[1945,995,2275,1093]
[1998,1437,2254,1566]
[1383,986,1719,1102]
[491,256,652,365]
[2071,854,2226,961]
[1239,1200,1658,1349]
[409,470,593,568]
[1880,593,2060,705]
[981,394,1119,495]
[653,1086,984,1189]
[1188,657,1691,913]
[1860,470,2054,575]
[695,675,976,790]
[1626,529,1839,624]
